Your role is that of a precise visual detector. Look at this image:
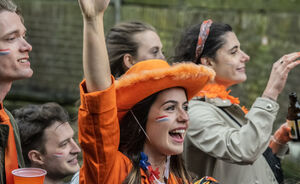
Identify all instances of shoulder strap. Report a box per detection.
[218,107,283,184]
[0,124,9,184]
[218,107,242,127]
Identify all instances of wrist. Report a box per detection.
[271,136,286,146]
[262,92,277,101]
[84,13,104,23]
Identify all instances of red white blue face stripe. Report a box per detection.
[0,49,10,56]
[155,115,169,122]
[52,153,64,158]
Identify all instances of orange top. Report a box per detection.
[0,103,18,184]
[78,79,181,184]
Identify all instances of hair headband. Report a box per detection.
[195,19,213,63]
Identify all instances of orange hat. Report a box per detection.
[115,59,215,121]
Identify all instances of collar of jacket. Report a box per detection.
[194,96,232,107]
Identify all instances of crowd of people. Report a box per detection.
[1,0,300,183]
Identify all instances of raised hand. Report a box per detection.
[78,0,112,92]
[78,0,110,19]
[262,52,300,101]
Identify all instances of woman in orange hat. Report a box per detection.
[77,0,216,183]
[173,20,300,184]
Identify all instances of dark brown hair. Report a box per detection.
[173,22,232,64]
[13,102,69,166]
[0,0,17,13]
[106,21,156,78]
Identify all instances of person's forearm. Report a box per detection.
[83,14,111,93]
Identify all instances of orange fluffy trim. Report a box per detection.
[197,83,248,114]
[115,63,215,89]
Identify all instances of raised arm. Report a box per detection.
[78,0,111,92]
[261,52,300,155]
[262,52,300,101]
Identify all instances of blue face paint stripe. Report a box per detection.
[0,49,10,56]
[155,115,170,122]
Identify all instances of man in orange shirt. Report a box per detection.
[0,0,33,183]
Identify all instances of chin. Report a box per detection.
[25,69,33,78]
[67,165,80,174]
[16,70,33,80]
[240,74,247,81]
[165,145,183,155]
[234,76,247,84]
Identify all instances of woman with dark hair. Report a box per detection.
[173,20,300,184]
[107,21,165,78]
[77,0,216,183]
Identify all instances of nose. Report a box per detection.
[177,109,189,123]
[158,51,165,60]
[70,138,81,153]
[20,38,32,53]
[241,50,250,63]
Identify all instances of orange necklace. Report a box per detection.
[196,83,249,114]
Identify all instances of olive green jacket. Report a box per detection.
[184,97,288,184]
[0,108,25,184]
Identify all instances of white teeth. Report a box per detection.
[18,59,28,63]
[171,129,185,134]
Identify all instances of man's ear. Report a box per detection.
[28,150,44,165]
[123,53,136,71]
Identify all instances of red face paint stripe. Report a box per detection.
[52,153,64,157]
[155,115,170,122]
[0,49,10,55]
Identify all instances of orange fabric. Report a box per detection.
[78,79,181,184]
[0,103,18,184]
[196,83,249,114]
[115,60,215,121]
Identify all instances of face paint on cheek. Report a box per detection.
[52,153,65,158]
[156,115,170,122]
[0,49,10,56]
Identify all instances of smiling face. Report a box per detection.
[41,121,81,179]
[0,10,32,82]
[133,30,165,62]
[210,32,250,87]
[143,88,189,156]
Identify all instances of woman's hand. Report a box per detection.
[262,52,300,101]
[78,0,110,19]
[78,0,112,92]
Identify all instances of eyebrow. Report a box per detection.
[161,100,188,106]
[3,28,27,38]
[161,100,178,106]
[59,137,72,145]
[151,46,160,50]
[228,45,238,52]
